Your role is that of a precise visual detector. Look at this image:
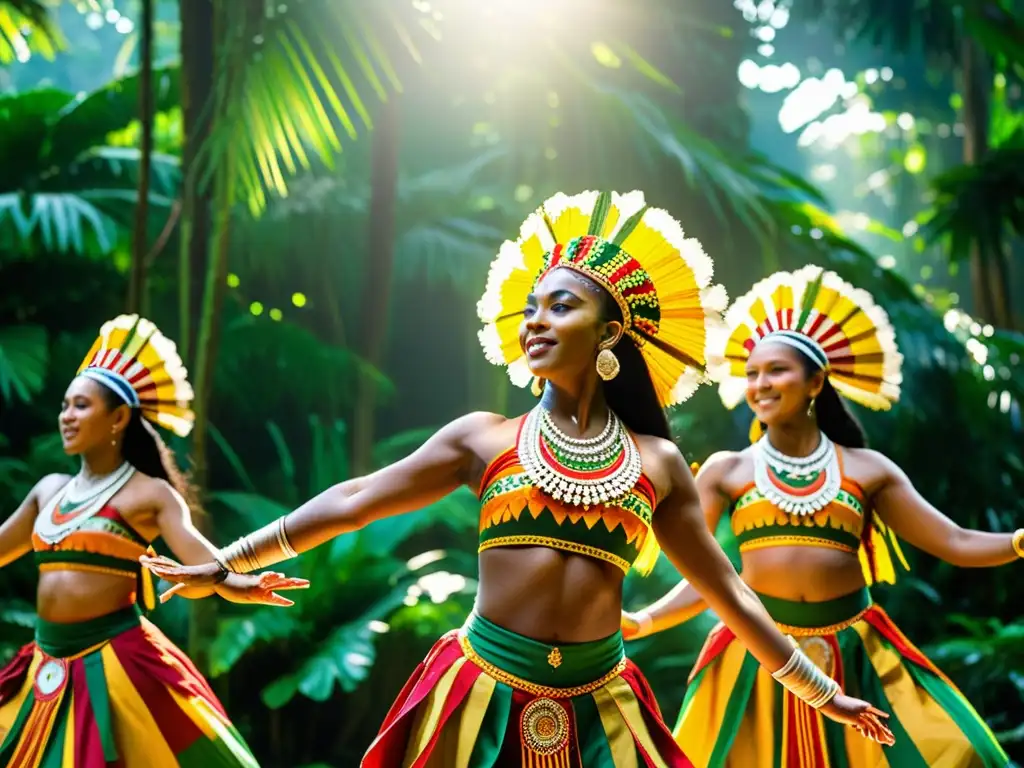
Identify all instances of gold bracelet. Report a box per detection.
[219,517,299,573]
[1012,529,1024,559]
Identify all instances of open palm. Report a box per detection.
[141,554,309,607]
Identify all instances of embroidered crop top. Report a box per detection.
[477,448,660,575]
[32,505,156,608]
[726,448,911,585]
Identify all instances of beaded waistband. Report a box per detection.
[756,587,873,636]
[458,612,626,698]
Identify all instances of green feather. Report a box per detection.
[610,205,649,247]
[587,191,612,237]
[796,268,826,332]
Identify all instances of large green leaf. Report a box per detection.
[261,585,410,707]
[0,88,74,191]
[47,65,181,169]
[0,324,48,403]
[208,608,305,677]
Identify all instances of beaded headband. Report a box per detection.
[77,315,195,437]
[707,265,903,411]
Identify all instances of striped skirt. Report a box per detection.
[0,605,259,767]
[362,612,692,767]
[674,588,1009,768]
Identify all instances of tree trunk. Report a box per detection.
[127,0,153,315]
[178,0,215,362]
[177,0,218,671]
[351,96,400,475]
[961,36,1013,327]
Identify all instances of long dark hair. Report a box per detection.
[96,384,196,502]
[793,351,868,448]
[595,285,672,440]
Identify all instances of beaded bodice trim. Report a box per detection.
[478,422,660,575]
[32,504,150,575]
[730,448,868,554]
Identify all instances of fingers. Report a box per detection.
[256,573,309,591]
[159,583,187,604]
[856,712,895,746]
[264,591,296,607]
[866,706,889,719]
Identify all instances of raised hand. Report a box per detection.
[141,554,309,607]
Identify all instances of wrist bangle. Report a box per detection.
[772,647,841,709]
[1012,529,1024,559]
[211,561,230,584]
[218,517,299,574]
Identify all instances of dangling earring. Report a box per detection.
[111,427,118,447]
[596,347,620,381]
[531,377,545,397]
[807,398,816,418]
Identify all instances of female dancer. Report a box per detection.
[143,192,894,766]
[0,314,305,767]
[623,266,1017,767]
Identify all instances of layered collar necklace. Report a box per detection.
[517,405,642,508]
[35,461,135,544]
[753,432,841,515]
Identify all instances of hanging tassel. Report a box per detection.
[139,546,158,613]
[857,515,910,586]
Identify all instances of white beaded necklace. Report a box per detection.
[753,433,841,515]
[517,405,642,507]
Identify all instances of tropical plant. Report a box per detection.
[799,0,1024,327]
[190,414,477,764]
[0,65,180,258]
[0,0,58,65]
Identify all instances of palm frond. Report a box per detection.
[201,0,435,216]
[920,129,1024,261]
[0,192,115,255]
[0,0,59,65]
[0,324,48,403]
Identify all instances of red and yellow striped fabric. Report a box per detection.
[0,619,259,768]
[362,630,692,768]
[673,605,1009,768]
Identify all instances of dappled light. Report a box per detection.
[0,0,1021,764]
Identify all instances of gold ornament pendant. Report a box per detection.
[521,698,571,767]
[595,348,620,381]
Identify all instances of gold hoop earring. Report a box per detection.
[596,348,620,381]
[807,398,816,417]
[531,377,545,397]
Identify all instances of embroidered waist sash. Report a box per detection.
[458,612,626,694]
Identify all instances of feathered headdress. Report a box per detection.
[477,190,727,407]
[708,265,907,585]
[78,315,194,437]
[708,265,903,412]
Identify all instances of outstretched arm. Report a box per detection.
[275,412,493,554]
[623,454,737,638]
[651,442,893,745]
[0,474,67,570]
[152,481,308,605]
[871,452,1021,568]
[143,413,498,587]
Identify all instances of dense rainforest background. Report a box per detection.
[0,0,1022,764]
